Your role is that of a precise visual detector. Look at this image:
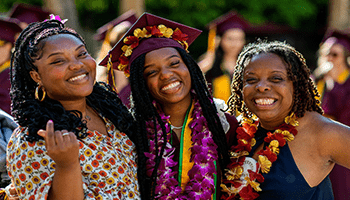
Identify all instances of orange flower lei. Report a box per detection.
[117,24,189,76]
[221,113,299,199]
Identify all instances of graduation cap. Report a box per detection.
[0,17,22,44]
[206,11,250,52]
[93,10,138,41]
[99,12,202,77]
[322,29,350,52]
[8,3,51,27]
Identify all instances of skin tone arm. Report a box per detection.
[319,116,350,169]
[37,120,83,200]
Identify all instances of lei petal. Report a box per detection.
[258,155,272,173]
[158,25,173,38]
[172,28,188,42]
[224,165,243,180]
[239,185,260,200]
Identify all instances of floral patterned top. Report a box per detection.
[6,117,140,200]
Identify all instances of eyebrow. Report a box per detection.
[245,70,287,75]
[144,54,179,69]
[47,44,85,59]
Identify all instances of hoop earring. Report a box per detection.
[35,85,46,102]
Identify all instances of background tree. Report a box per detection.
[1,0,329,69]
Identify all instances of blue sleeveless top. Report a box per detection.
[249,127,334,200]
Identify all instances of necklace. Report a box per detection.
[145,96,218,199]
[84,106,92,121]
[85,115,91,121]
[221,113,299,199]
[170,124,183,130]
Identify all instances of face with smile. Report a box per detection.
[143,47,192,106]
[242,53,294,129]
[30,34,96,103]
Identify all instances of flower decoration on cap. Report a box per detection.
[44,14,68,24]
[117,24,189,77]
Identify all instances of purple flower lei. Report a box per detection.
[145,97,218,199]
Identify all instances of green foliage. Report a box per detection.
[145,0,328,29]
[0,0,42,13]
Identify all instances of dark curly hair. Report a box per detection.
[10,19,148,199]
[129,47,230,199]
[227,40,323,118]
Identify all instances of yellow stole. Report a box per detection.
[178,101,195,190]
[0,61,10,74]
[212,74,231,103]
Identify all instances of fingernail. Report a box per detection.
[48,120,53,123]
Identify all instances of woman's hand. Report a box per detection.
[37,120,84,200]
[37,120,80,168]
[5,183,18,200]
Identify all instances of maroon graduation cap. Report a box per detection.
[99,12,202,77]
[93,10,138,41]
[205,11,250,52]
[0,17,22,44]
[207,11,250,36]
[322,29,350,52]
[8,3,50,25]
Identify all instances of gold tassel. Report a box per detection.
[107,54,118,93]
[207,27,217,53]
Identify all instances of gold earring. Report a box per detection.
[35,84,46,102]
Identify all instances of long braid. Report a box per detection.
[129,54,166,199]
[227,40,323,118]
[87,83,148,199]
[176,48,230,168]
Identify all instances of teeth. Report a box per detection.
[69,74,87,82]
[161,82,180,91]
[255,98,275,105]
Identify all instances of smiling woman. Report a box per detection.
[99,13,240,199]
[6,17,147,200]
[221,40,350,200]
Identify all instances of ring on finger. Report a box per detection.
[62,132,70,136]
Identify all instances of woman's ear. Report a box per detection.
[29,70,41,84]
[347,56,350,67]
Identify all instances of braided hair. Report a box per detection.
[227,40,323,118]
[10,19,148,198]
[129,47,230,199]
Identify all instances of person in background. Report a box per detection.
[94,10,137,108]
[99,13,240,199]
[6,16,146,199]
[0,18,22,115]
[221,40,350,199]
[8,3,51,29]
[198,11,249,103]
[314,29,350,200]
[0,109,17,188]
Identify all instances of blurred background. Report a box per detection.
[0,0,347,72]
